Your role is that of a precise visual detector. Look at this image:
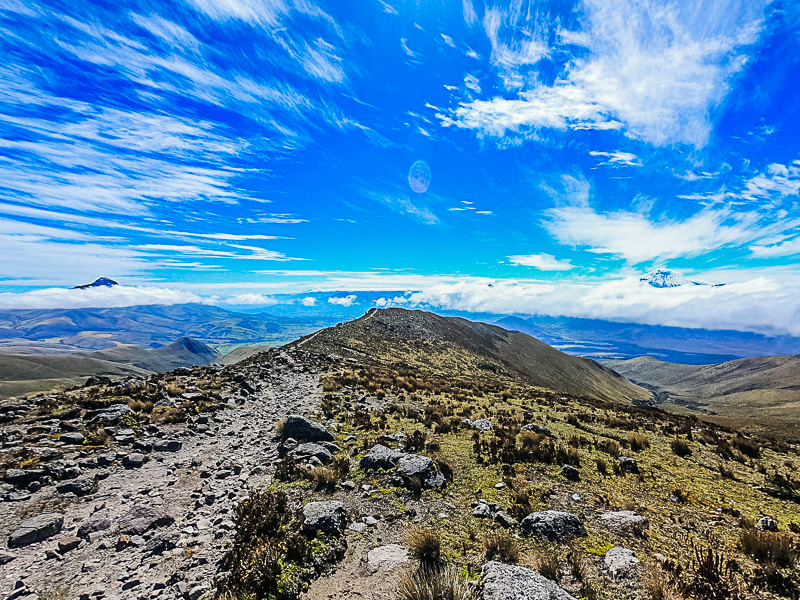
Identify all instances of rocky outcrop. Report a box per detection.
[482,561,576,600]
[520,510,587,542]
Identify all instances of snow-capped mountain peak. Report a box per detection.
[640,269,701,288]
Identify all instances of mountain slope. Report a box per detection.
[0,336,218,399]
[606,355,800,436]
[496,314,800,363]
[290,308,650,404]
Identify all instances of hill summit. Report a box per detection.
[289,308,650,404]
[72,277,118,289]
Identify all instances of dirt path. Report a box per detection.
[0,353,323,600]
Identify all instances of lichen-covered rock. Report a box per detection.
[281,415,334,443]
[756,516,778,532]
[521,423,552,436]
[520,510,587,542]
[462,418,493,432]
[8,513,64,547]
[396,454,445,489]
[598,510,647,535]
[360,444,405,471]
[482,561,576,600]
[302,501,347,536]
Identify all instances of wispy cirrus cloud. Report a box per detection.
[440,0,765,147]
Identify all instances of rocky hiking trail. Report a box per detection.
[0,350,322,600]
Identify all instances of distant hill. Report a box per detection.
[606,355,800,437]
[289,308,650,404]
[0,304,331,352]
[0,336,219,399]
[496,314,800,364]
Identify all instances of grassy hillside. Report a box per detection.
[607,355,800,438]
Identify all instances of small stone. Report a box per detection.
[756,516,778,532]
[9,513,64,547]
[604,546,640,577]
[122,453,145,469]
[302,501,347,536]
[60,432,85,445]
[58,536,82,554]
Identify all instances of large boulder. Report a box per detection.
[117,505,174,536]
[520,510,587,542]
[281,415,334,443]
[482,561,576,600]
[396,454,445,489]
[8,513,64,547]
[302,501,347,536]
[360,444,405,471]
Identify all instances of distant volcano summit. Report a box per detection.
[640,269,723,288]
[73,277,119,289]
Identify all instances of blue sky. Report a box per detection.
[1,0,800,335]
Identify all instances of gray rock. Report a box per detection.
[367,544,409,572]
[188,584,211,600]
[463,418,493,432]
[43,460,82,480]
[122,453,145,469]
[302,501,347,536]
[8,513,64,547]
[60,432,85,445]
[618,456,640,474]
[561,465,580,481]
[117,505,174,536]
[360,444,405,471]
[290,442,334,465]
[521,424,552,436]
[473,503,494,519]
[56,478,95,496]
[144,531,179,554]
[756,516,778,532]
[604,547,640,577]
[598,511,647,535]
[520,510,587,542]
[77,517,111,539]
[396,454,445,489]
[154,440,182,452]
[377,432,406,445]
[281,415,334,443]
[482,561,576,600]
[0,551,15,565]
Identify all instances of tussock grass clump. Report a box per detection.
[310,466,338,491]
[484,532,519,564]
[740,530,797,568]
[628,433,650,451]
[150,406,185,424]
[406,528,442,566]
[128,399,154,413]
[595,457,609,475]
[671,438,692,457]
[397,565,477,600]
[534,550,560,581]
[733,436,761,459]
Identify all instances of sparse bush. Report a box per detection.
[597,439,621,458]
[217,490,309,600]
[733,436,760,459]
[671,438,692,458]
[484,533,519,564]
[406,528,442,566]
[435,457,454,483]
[740,530,797,568]
[718,464,736,480]
[397,565,477,600]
